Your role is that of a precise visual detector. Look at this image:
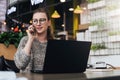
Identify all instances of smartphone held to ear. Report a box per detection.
[29,25,36,35]
[30,30,35,35]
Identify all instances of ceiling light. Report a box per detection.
[69,8,74,11]
[60,0,66,2]
[74,5,83,14]
[51,10,60,18]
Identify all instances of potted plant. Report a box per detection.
[88,19,106,32]
[0,31,26,60]
[0,31,26,48]
[108,31,120,42]
[87,0,100,3]
[87,0,105,9]
[90,42,108,55]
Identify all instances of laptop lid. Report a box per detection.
[43,40,91,73]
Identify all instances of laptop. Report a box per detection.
[32,40,91,73]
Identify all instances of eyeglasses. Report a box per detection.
[32,18,46,25]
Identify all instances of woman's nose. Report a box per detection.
[37,21,41,25]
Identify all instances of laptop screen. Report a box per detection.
[43,40,91,73]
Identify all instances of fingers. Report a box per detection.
[28,25,34,33]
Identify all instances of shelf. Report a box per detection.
[88,25,108,32]
[80,0,120,55]
[108,35,120,42]
[107,9,120,17]
[88,0,106,10]
[90,49,109,56]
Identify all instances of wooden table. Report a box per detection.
[16,69,120,80]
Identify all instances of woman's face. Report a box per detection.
[32,12,50,34]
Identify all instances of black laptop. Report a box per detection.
[32,40,91,73]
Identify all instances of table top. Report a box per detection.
[16,69,120,80]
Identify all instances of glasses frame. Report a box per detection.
[32,18,47,25]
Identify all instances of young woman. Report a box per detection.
[14,8,54,72]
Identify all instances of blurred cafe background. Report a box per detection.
[1,0,120,69]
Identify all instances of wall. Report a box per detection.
[78,0,120,68]
[0,0,7,32]
[0,0,6,21]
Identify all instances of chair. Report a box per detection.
[0,56,20,73]
[0,56,5,70]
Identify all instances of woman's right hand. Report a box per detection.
[24,25,36,55]
[27,25,36,40]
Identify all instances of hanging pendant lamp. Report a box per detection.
[74,5,83,14]
[51,10,60,18]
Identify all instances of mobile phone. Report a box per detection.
[30,25,36,35]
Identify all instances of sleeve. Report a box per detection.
[14,36,31,70]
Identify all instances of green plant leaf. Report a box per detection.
[4,41,10,48]
[0,32,26,48]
